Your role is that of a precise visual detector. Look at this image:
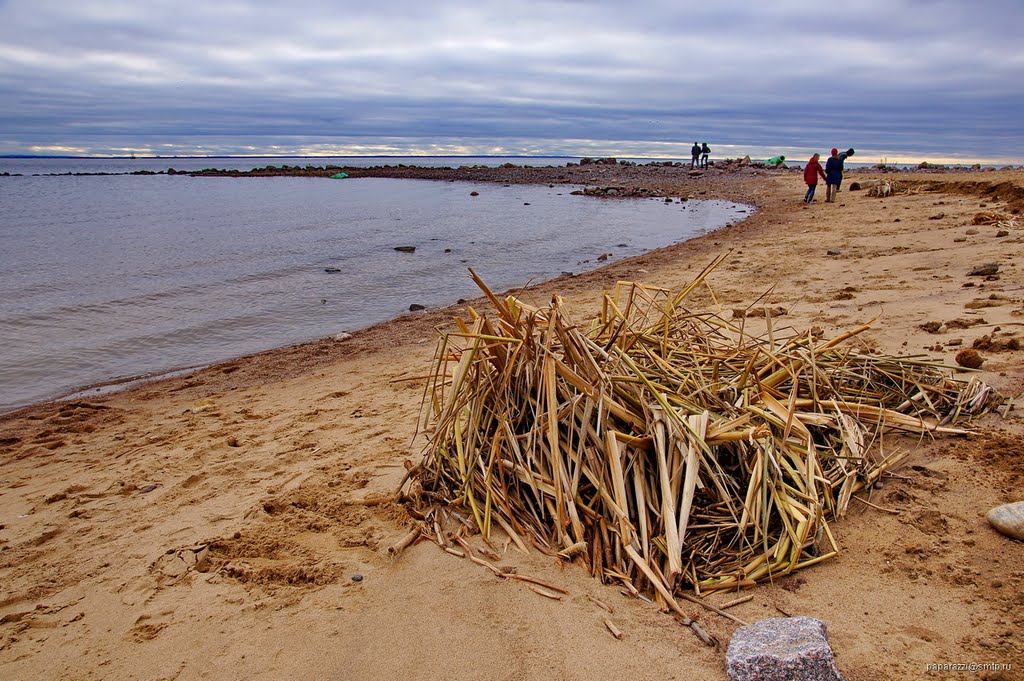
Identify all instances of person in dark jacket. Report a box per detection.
[825,147,855,202]
[700,142,711,168]
[691,142,701,168]
[803,153,827,203]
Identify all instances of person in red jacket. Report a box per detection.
[803,153,827,203]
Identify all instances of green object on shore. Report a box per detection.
[765,156,786,167]
[330,172,349,179]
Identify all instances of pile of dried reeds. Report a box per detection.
[973,211,1017,229]
[407,259,999,605]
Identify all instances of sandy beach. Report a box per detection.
[1,163,1022,680]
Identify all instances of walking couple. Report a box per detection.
[803,148,855,203]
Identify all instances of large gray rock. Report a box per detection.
[725,617,842,681]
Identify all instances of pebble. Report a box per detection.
[987,501,1024,540]
[351,574,364,582]
[140,484,157,494]
[969,263,1000,276]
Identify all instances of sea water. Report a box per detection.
[0,161,751,411]
[2,155,586,175]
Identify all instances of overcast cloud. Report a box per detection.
[0,0,1021,162]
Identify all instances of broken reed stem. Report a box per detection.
[720,594,754,610]
[468,553,503,575]
[501,573,570,594]
[675,615,717,648]
[851,494,901,515]
[454,539,576,598]
[586,594,614,613]
[558,541,588,559]
[387,526,422,558]
[528,585,564,601]
[676,590,749,626]
[603,618,623,640]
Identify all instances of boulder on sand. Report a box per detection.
[725,617,843,681]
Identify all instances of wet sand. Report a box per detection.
[1,164,1022,680]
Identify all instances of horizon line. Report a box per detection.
[3,153,1020,167]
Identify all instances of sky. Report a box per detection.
[0,0,1022,164]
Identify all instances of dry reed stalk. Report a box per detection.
[387,526,423,558]
[586,594,614,613]
[558,541,588,559]
[408,262,1001,623]
[529,585,564,601]
[604,618,624,640]
[720,594,754,609]
[501,573,570,594]
[467,553,503,575]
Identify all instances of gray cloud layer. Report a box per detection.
[1,0,1021,161]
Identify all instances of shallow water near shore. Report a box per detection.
[0,172,750,411]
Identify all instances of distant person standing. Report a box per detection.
[700,142,711,168]
[691,142,701,168]
[803,153,827,203]
[825,147,856,202]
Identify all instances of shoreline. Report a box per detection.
[1,166,1022,679]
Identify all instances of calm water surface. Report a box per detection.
[0,168,752,411]
[1,155,591,175]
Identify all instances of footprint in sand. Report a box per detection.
[127,616,167,642]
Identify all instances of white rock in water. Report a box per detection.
[334,332,353,342]
[987,501,1024,540]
